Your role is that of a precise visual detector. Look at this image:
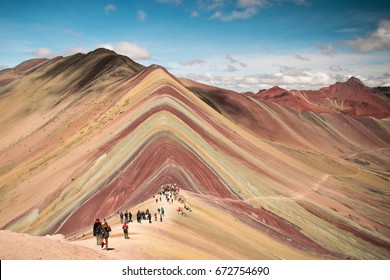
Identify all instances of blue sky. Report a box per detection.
[1,0,389,91]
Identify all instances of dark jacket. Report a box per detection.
[93,222,102,236]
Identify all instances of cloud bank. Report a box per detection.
[340,19,390,52]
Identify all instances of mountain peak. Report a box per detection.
[87,48,117,56]
[346,76,364,86]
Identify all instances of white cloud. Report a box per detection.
[189,69,390,92]
[328,64,353,73]
[340,19,390,52]
[30,47,88,59]
[176,0,273,22]
[104,4,117,14]
[184,70,335,92]
[179,58,205,66]
[225,53,247,67]
[185,72,215,84]
[31,48,55,58]
[191,10,200,17]
[155,0,307,22]
[227,65,237,72]
[295,54,310,61]
[278,65,311,77]
[156,0,182,4]
[238,0,268,8]
[363,73,390,87]
[210,7,258,21]
[317,43,335,56]
[209,0,267,21]
[240,72,336,91]
[137,10,148,21]
[199,0,225,11]
[97,42,151,60]
[328,65,343,72]
[63,47,88,56]
[175,49,390,92]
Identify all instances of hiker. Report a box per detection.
[160,212,163,222]
[122,221,129,239]
[93,219,102,245]
[148,212,152,224]
[154,212,157,221]
[161,207,165,217]
[119,212,124,223]
[101,221,111,250]
[156,198,158,204]
[124,211,128,223]
[136,210,142,223]
[128,211,132,222]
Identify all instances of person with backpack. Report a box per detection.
[124,211,128,223]
[92,219,102,245]
[122,221,129,239]
[101,221,111,250]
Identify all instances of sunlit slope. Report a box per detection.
[0,50,389,259]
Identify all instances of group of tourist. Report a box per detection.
[118,210,133,224]
[92,182,186,249]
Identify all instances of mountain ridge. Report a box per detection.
[248,76,389,118]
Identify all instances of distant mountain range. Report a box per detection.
[246,76,389,119]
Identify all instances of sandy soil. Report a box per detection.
[1,191,321,260]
